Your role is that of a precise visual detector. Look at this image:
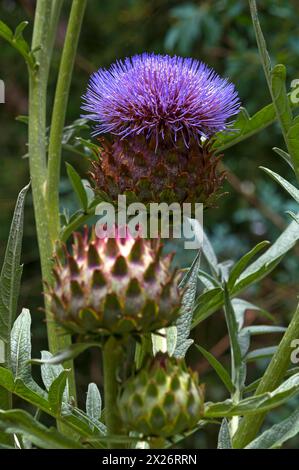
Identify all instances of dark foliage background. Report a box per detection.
[0,0,299,448]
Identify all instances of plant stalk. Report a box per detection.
[103,337,124,448]
[29,0,78,409]
[47,0,87,242]
[233,302,299,448]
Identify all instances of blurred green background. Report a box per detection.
[1,0,299,448]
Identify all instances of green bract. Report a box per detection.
[118,354,204,437]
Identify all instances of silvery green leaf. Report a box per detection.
[245,346,277,362]
[86,383,102,424]
[238,330,250,358]
[205,373,299,418]
[173,253,201,358]
[260,166,299,203]
[10,309,31,384]
[0,409,83,449]
[246,409,299,449]
[0,183,29,367]
[48,370,69,414]
[231,299,275,330]
[41,351,69,403]
[242,325,286,336]
[10,309,44,395]
[286,211,299,224]
[228,241,270,289]
[235,214,299,289]
[217,419,232,449]
[273,147,294,170]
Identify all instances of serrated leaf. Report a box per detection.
[41,351,70,412]
[10,308,32,384]
[227,241,270,289]
[173,253,200,357]
[66,162,88,211]
[217,419,232,449]
[0,409,83,449]
[40,351,64,390]
[260,166,299,204]
[48,370,69,414]
[245,409,299,449]
[0,183,29,366]
[195,344,234,393]
[86,383,102,426]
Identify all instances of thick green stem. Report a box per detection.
[45,0,64,78]
[233,302,299,448]
[231,0,299,448]
[103,337,124,448]
[29,0,77,409]
[47,0,87,242]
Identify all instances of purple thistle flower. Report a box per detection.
[82,53,240,146]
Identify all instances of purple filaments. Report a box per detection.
[82,53,240,146]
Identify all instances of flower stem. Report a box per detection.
[28,0,77,409]
[47,0,87,242]
[233,302,299,448]
[103,337,124,448]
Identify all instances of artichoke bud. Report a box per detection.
[47,227,182,337]
[118,353,204,437]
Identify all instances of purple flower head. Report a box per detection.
[82,53,240,146]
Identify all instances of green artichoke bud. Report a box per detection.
[118,353,204,437]
[48,227,182,337]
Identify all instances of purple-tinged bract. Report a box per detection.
[82,53,240,145]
